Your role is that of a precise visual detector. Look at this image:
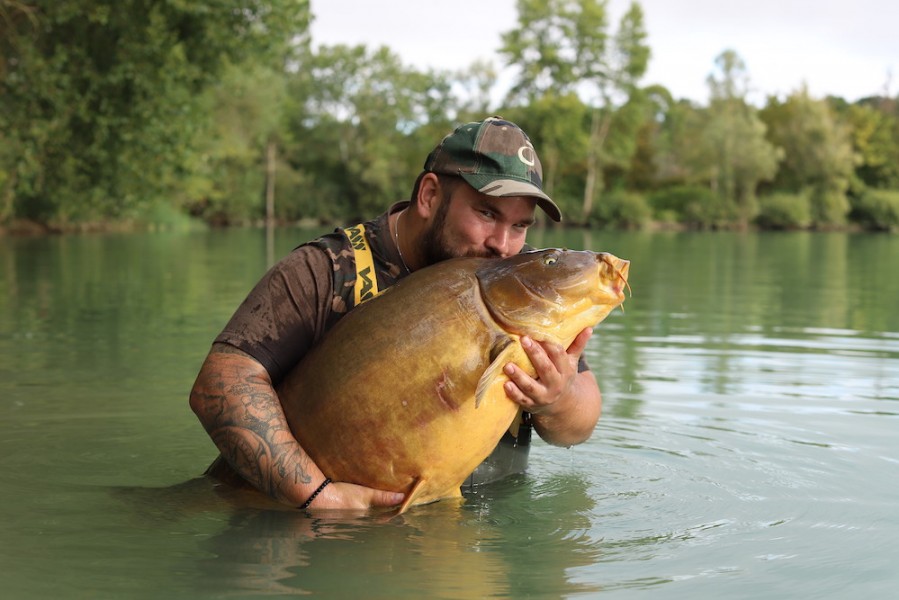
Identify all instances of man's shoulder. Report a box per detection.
[302,208,393,258]
[269,236,338,273]
[303,229,351,258]
[288,207,400,288]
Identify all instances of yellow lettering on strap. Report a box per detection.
[344,223,380,306]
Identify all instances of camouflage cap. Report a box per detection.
[423,116,562,222]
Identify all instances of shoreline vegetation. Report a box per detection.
[0,214,875,238]
[2,1,898,236]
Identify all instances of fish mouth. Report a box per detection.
[598,253,631,297]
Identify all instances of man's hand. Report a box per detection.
[501,327,602,447]
[304,481,405,510]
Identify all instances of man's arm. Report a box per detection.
[189,343,405,509]
[501,327,602,447]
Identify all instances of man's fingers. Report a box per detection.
[370,490,406,507]
[566,327,593,357]
[312,482,405,509]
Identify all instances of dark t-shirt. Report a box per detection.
[214,203,408,385]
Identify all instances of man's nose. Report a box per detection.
[485,226,511,257]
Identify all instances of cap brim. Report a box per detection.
[465,176,562,222]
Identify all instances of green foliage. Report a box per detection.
[837,100,899,189]
[755,192,812,229]
[502,93,590,221]
[649,185,729,228]
[135,200,208,232]
[179,62,296,225]
[760,87,853,226]
[0,0,310,226]
[500,1,650,223]
[500,0,598,100]
[602,88,661,188]
[703,51,782,226]
[651,99,713,187]
[280,44,455,222]
[451,59,500,117]
[588,188,651,229]
[2,1,898,234]
[849,189,899,231]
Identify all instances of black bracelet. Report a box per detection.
[299,478,332,510]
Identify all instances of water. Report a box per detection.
[1,228,897,599]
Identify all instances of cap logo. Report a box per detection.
[518,142,537,167]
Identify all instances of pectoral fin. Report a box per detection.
[475,335,516,409]
[399,477,428,514]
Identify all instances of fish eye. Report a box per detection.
[543,254,558,265]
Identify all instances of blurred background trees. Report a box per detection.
[2,0,898,232]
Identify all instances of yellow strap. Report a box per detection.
[344,223,380,306]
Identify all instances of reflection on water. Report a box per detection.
[107,473,599,599]
[1,229,897,599]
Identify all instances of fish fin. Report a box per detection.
[488,335,514,364]
[398,477,428,514]
[475,337,516,409]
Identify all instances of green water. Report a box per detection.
[1,228,897,599]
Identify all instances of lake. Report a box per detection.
[1,227,897,599]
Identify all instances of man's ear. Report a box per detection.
[415,172,441,218]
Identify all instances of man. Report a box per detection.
[189,116,602,510]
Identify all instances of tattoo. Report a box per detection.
[191,350,313,502]
[212,428,266,488]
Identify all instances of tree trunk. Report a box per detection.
[544,142,559,197]
[265,139,276,227]
[581,107,613,223]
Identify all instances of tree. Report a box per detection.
[582,2,650,219]
[760,87,854,226]
[836,99,899,191]
[500,0,650,223]
[651,98,714,188]
[182,62,296,225]
[503,92,591,219]
[0,0,310,227]
[703,50,782,226]
[451,59,500,118]
[625,84,675,190]
[281,44,455,221]
[601,83,663,191]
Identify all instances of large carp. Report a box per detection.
[278,248,630,513]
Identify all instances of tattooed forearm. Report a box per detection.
[189,348,316,503]
[211,428,267,489]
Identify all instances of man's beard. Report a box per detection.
[420,197,498,266]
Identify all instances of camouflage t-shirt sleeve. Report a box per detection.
[214,244,334,385]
